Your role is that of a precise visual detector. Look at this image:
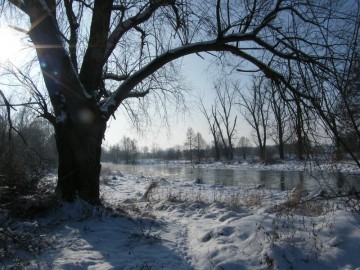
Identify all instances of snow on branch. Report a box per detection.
[103,73,129,82]
[125,90,150,99]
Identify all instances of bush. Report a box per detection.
[0,110,57,216]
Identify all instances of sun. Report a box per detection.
[0,26,23,63]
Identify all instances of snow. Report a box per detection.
[100,96,117,114]
[162,159,360,174]
[2,162,360,269]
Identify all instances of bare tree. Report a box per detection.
[238,136,251,160]
[268,81,292,159]
[238,76,270,162]
[194,132,206,162]
[329,48,360,161]
[0,0,356,202]
[184,127,195,163]
[290,93,310,160]
[199,99,221,161]
[119,136,139,164]
[212,80,238,161]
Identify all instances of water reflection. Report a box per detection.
[109,164,359,191]
[280,171,285,191]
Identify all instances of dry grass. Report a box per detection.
[143,181,159,201]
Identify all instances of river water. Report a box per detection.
[108,163,359,191]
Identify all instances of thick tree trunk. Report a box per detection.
[54,119,106,203]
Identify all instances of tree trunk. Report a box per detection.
[296,126,304,161]
[259,146,266,163]
[277,117,285,159]
[278,142,285,160]
[26,7,108,203]
[214,140,220,161]
[294,95,304,161]
[334,136,342,161]
[278,126,285,159]
[54,119,106,203]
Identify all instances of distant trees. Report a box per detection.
[184,127,195,162]
[238,136,251,160]
[165,146,182,160]
[103,136,138,164]
[183,128,209,163]
[194,132,207,162]
[120,136,139,164]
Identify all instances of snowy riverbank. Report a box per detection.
[1,162,360,269]
[161,159,360,174]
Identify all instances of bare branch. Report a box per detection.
[8,0,26,13]
[125,90,150,99]
[104,0,175,62]
[103,73,129,81]
[64,0,79,71]
[0,89,15,138]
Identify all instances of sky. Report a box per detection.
[104,53,253,150]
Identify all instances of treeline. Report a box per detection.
[101,133,328,164]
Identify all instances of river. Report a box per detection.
[105,163,360,191]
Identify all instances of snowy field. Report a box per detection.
[1,162,360,269]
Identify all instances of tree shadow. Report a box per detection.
[30,209,193,269]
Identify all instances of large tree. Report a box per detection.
[0,0,356,203]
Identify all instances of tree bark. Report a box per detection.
[54,118,106,203]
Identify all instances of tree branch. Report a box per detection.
[8,0,26,13]
[103,73,129,81]
[125,90,150,99]
[79,0,113,94]
[0,89,15,139]
[64,0,79,71]
[101,27,324,118]
[104,0,175,62]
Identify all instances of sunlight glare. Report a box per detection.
[0,26,22,63]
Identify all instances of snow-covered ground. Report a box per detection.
[1,162,360,269]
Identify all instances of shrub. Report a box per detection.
[0,110,57,216]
